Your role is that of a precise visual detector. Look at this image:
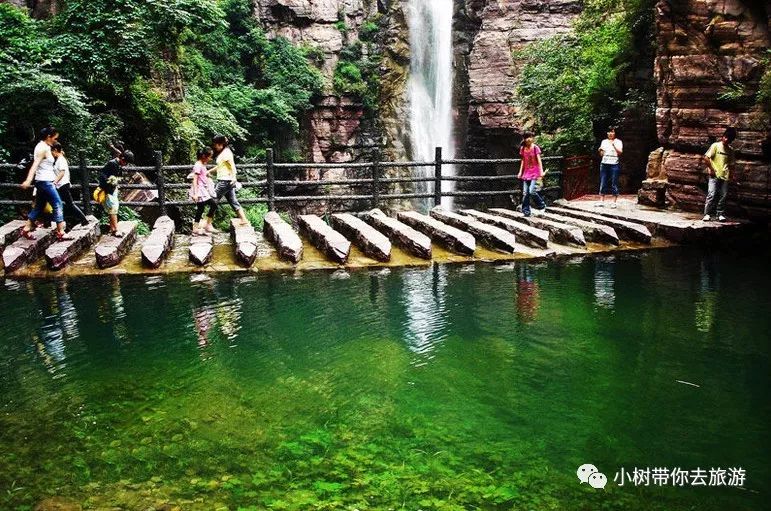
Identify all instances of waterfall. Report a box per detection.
[407,0,455,210]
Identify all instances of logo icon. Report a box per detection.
[577,463,607,489]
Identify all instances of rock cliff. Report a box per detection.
[646,0,770,220]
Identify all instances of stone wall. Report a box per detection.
[0,0,58,18]
[648,0,770,220]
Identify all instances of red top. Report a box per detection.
[520,144,542,180]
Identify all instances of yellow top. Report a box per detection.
[705,141,733,180]
[215,147,236,181]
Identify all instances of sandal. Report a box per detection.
[21,229,36,240]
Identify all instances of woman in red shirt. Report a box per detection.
[517,132,545,217]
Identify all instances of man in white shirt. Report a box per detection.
[598,128,623,206]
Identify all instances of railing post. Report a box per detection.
[434,146,442,207]
[78,151,91,216]
[266,148,275,212]
[558,156,566,199]
[371,150,380,209]
[155,150,166,216]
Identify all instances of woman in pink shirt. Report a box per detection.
[517,132,545,217]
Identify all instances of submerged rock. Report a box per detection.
[33,496,82,511]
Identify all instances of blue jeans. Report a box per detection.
[704,177,728,216]
[522,179,545,216]
[28,181,64,223]
[599,163,619,196]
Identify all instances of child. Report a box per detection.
[703,127,736,222]
[189,147,218,234]
[517,132,545,217]
[212,135,249,226]
[97,149,134,237]
[52,142,89,226]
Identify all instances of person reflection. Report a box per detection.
[402,265,448,358]
[695,255,719,333]
[516,262,540,324]
[593,257,616,311]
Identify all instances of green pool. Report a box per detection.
[1,248,769,510]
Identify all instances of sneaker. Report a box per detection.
[718,215,726,222]
[702,215,711,222]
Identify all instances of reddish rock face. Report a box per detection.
[651,0,771,220]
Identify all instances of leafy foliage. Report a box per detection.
[514,0,656,155]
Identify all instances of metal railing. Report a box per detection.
[0,147,565,214]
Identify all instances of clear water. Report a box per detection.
[407,0,456,209]
[0,248,769,510]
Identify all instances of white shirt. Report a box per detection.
[55,156,70,188]
[34,141,57,181]
[600,138,623,165]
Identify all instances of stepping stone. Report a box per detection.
[230,219,259,267]
[94,221,138,269]
[45,216,100,271]
[263,212,303,263]
[2,225,56,273]
[397,210,476,255]
[141,216,175,268]
[297,214,351,264]
[189,232,213,266]
[547,205,652,243]
[331,213,392,262]
[462,209,550,249]
[361,209,432,259]
[432,207,518,253]
[489,208,586,247]
[0,220,25,250]
[535,210,619,245]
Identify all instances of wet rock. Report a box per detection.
[94,221,138,269]
[141,216,175,268]
[430,207,516,253]
[298,214,351,264]
[230,219,259,267]
[33,496,82,511]
[188,232,213,266]
[549,203,652,243]
[263,211,303,263]
[45,216,100,271]
[2,225,57,273]
[534,210,620,245]
[397,210,476,255]
[462,209,550,249]
[361,209,432,259]
[489,208,586,247]
[0,219,25,250]
[330,212,392,262]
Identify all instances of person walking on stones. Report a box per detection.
[189,146,218,234]
[95,148,134,237]
[52,142,89,226]
[703,127,736,222]
[517,132,546,217]
[598,127,623,207]
[212,135,249,226]
[19,126,67,240]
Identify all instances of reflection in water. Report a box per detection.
[402,264,448,361]
[593,257,616,311]
[33,282,80,374]
[516,263,540,324]
[695,256,719,333]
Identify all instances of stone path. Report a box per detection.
[189,232,213,266]
[430,207,516,253]
[95,221,138,269]
[263,212,302,263]
[230,219,259,267]
[331,213,392,262]
[397,210,476,255]
[489,208,586,247]
[298,214,351,264]
[142,216,176,268]
[462,209,550,249]
[45,216,100,271]
[362,209,432,260]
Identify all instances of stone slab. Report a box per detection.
[534,210,620,245]
[298,214,351,264]
[2,225,56,273]
[94,221,138,269]
[489,208,586,247]
[45,216,100,271]
[361,209,432,260]
[397,210,476,255]
[263,212,303,264]
[230,219,259,267]
[189,232,214,266]
[432,207,517,253]
[0,220,25,250]
[330,212,392,262]
[548,204,652,243]
[462,209,550,249]
[141,216,175,268]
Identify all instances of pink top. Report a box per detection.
[189,161,213,202]
[519,144,542,180]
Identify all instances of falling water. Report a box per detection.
[407,0,455,209]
